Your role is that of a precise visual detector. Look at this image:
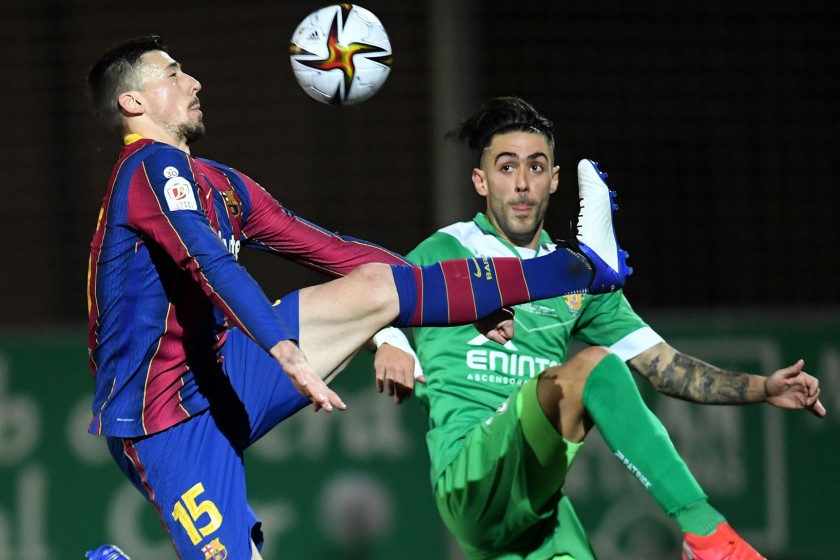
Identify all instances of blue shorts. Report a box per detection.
[107,291,310,559]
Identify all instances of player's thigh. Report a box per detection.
[520,369,585,512]
[297,264,398,379]
[221,292,310,445]
[435,379,583,557]
[105,411,259,560]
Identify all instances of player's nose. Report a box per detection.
[514,168,529,191]
[186,74,201,95]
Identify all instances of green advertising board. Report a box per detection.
[0,313,837,559]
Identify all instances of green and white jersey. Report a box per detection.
[409,213,664,485]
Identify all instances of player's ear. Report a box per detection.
[472,168,488,196]
[550,165,559,194]
[118,92,144,116]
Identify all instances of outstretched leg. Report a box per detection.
[297,263,400,379]
[283,160,630,407]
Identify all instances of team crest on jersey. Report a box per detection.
[220,189,241,217]
[163,177,197,211]
[564,294,584,315]
[202,538,227,560]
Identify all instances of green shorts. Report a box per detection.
[434,377,596,560]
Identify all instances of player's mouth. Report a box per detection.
[510,203,534,215]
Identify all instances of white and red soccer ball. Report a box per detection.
[289,4,392,105]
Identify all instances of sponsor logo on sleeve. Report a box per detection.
[163,177,198,211]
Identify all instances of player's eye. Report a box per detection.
[501,164,514,172]
[531,164,544,172]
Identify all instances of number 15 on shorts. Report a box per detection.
[172,482,223,545]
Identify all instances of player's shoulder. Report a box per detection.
[581,288,621,306]
[436,220,494,251]
[196,157,262,194]
[194,156,237,176]
[112,142,174,190]
[408,222,478,264]
[130,142,194,180]
[579,288,639,318]
[135,140,183,162]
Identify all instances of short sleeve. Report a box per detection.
[572,291,664,361]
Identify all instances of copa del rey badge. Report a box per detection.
[201,538,227,559]
[164,177,197,212]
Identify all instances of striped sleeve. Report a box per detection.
[236,171,413,276]
[126,147,295,351]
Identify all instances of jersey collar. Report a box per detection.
[123,133,146,145]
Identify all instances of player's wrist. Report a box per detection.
[372,327,425,380]
[269,339,298,361]
[373,327,410,351]
[759,375,770,402]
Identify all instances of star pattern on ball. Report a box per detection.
[294,7,391,101]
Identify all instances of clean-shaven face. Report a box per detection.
[136,50,204,144]
[475,131,558,247]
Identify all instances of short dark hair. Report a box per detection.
[445,96,555,163]
[85,35,169,136]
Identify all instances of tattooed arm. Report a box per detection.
[628,342,826,416]
[628,342,765,403]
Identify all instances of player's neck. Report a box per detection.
[506,234,542,251]
[485,214,543,251]
[125,122,191,154]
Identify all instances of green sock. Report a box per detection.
[582,353,725,534]
[673,499,727,536]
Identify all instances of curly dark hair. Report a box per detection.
[445,96,555,162]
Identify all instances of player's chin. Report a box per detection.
[508,218,539,237]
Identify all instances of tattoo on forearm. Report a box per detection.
[644,353,753,404]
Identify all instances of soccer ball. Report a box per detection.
[289,4,392,105]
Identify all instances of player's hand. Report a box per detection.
[474,307,515,345]
[374,343,424,404]
[270,340,346,412]
[765,359,825,418]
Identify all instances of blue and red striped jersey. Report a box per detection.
[88,137,410,437]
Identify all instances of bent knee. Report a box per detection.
[347,263,396,305]
[575,345,611,367]
[541,346,611,384]
[350,262,393,283]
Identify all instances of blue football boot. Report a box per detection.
[85,545,130,560]
[573,159,632,293]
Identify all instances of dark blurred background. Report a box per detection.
[0,1,838,559]
[2,0,838,324]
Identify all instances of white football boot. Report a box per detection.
[574,159,632,293]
